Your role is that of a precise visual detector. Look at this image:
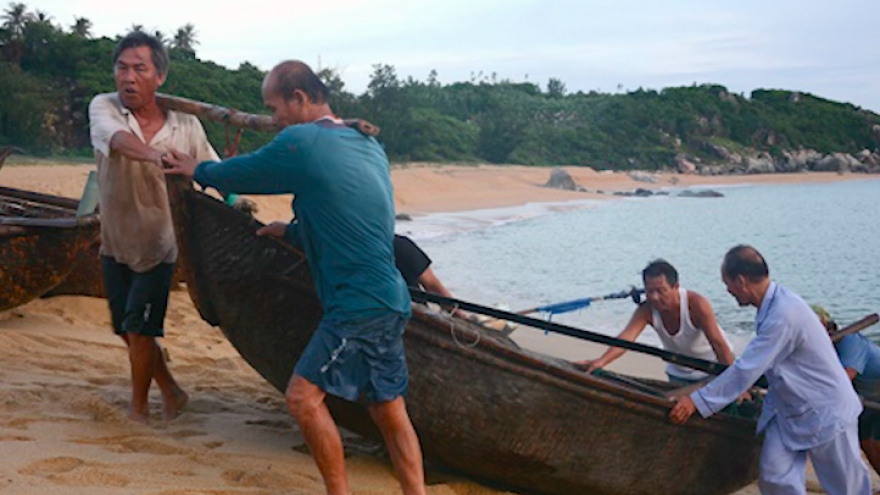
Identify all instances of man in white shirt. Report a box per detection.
[89,31,219,423]
[578,259,734,384]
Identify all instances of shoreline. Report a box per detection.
[390,164,875,215]
[2,162,873,221]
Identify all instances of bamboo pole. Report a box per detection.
[831,313,880,343]
[155,94,380,137]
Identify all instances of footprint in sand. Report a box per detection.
[222,467,319,490]
[244,418,292,430]
[147,489,285,495]
[0,434,33,441]
[72,396,129,423]
[73,435,192,456]
[19,456,130,487]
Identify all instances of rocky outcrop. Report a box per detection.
[745,153,776,174]
[675,154,697,174]
[628,171,658,183]
[543,168,586,192]
[678,189,724,198]
[678,144,880,176]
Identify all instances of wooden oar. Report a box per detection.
[155,94,380,137]
[830,313,879,343]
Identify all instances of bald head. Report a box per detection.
[722,245,769,282]
[264,60,329,104]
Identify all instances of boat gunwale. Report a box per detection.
[408,306,757,435]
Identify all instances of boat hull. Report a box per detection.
[0,186,100,312]
[167,179,760,495]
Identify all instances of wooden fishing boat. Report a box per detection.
[167,177,761,495]
[0,185,100,312]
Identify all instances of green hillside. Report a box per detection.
[2,3,879,169]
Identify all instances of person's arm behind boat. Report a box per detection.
[418,267,466,318]
[576,304,650,373]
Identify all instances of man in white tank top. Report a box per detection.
[577,259,735,384]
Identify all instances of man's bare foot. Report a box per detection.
[161,390,189,421]
[128,407,150,424]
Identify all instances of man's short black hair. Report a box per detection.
[722,244,769,282]
[270,60,329,104]
[112,31,169,76]
[642,259,678,286]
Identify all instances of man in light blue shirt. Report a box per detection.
[669,245,870,495]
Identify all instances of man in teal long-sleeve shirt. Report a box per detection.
[164,60,426,495]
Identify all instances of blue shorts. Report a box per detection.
[294,312,409,403]
[101,256,173,337]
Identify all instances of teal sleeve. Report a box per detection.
[193,128,313,195]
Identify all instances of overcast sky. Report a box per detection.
[19,0,880,112]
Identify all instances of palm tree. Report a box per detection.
[172,23,197,54]
[153,29,169,47]
[70,16,91,38]
[32,9,51,24]
[1,2,32,39]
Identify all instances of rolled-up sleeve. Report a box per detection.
[88,94,129,157]
[692,320,795,417]
[184,116,220,162]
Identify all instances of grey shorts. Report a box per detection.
[294,312,409,403]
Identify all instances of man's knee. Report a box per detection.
[285,375,324,421]
[126,333,156,353]
[368,396,407,428]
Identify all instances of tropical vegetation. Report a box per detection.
[2,2,879,169]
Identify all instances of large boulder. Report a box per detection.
[543,168,585,191]
[678,189,724,198]
[745,153,776,174]
[779,148,822,172]
[628,171,658,183]
[811,153,860,172]
[675,154,698,174]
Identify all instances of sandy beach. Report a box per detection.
[0,162,876,494]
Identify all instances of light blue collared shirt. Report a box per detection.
[691,282,861,450]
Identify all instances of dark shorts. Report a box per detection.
[294,312,409,403]
[101,256,174,337]
[858,408,880,441]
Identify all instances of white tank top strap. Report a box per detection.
[650,287,731,381]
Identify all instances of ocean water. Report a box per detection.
[397,178,880,358]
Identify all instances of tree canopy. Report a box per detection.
[1,2,878,168]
